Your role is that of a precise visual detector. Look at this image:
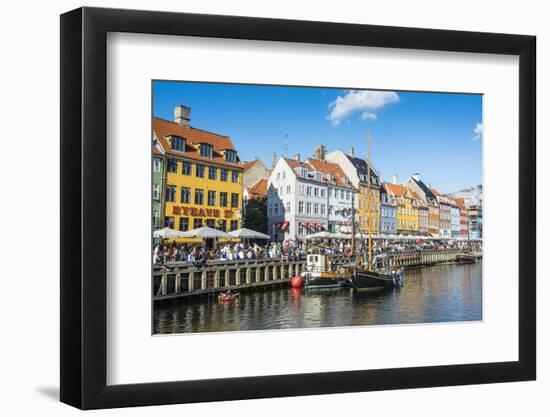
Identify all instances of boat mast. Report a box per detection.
[367,131,373,272]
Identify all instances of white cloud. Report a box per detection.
[327,90,399,126]
[472,122,483,141]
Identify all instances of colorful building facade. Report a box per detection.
[380,183,397,235]
[386,183,418,235]
[325,149,380,235]
[152,106,244,233]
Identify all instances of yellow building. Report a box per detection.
[153,106,243,233]
[358,182,380,235]
[386,183,418,234]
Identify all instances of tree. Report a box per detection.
[243,197,267,233]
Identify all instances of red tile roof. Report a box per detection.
[430,187,442,197]
[239,160,257,171]
[306,159,355,190]
[152,117,242,169]
[385,183,410,197]
[247,178,268,196]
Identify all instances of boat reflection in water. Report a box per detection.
[154,261,482,334]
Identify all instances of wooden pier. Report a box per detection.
[153,249,481,301]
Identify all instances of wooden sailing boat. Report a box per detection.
[350,131,404,291]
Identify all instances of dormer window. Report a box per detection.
[301,169,308,178]
[171,136,185,152]
[315,172,322,181]
[199,143,213,158]
[327,173,334,181]
[225,150,237,163]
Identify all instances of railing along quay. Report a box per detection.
[153,249,480,301]
[378,248,464,269]
[153,257,308,301]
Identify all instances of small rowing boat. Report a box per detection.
[218,292,240,302]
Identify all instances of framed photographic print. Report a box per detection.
[60,6,536,410]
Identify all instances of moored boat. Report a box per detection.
[218,292,239,301]
[350,268,403,291]
[455,254,477,264]
[301,254,350,289]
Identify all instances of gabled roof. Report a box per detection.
[385,183,411,198]
[247,178,268,196]
[345,155,380,179]
[410,177,437,201]
[306,159,355,190]
[239,160,258,171]
[152,117,242,168]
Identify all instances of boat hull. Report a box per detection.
[351,270,402,291]
[456,255,477,264]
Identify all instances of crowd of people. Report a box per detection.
[153,237,482,266]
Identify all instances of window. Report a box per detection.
[182,161,192,175]
[231,193,239,208]
[306,202,312,214]
[165,185,176,202]
[329,205,333,215]
[164,217,175,228]
[193,218,203,229]
[321,204,326,215]
[286,185,291,194]
[194,189,204,205]
[314,188,319,197]
[171,136,185,151]
[153,210,160,228]
[276,172,280,181]
[208,166,217,180]
[153,184,160,201]
[314,203,319,215]
[346,191,351,200]
[199,143,213,158]
[320,189,325,198]
[196,164,205,178]
[220,169,228,181]
[298,201,304,214]
[206,219,216,228]
[301,169,308,178]
[268,205,272,215]
[179,217,189,231]
[334,189,339,199]
[167,159,178,173]
[230,220,239,231]
[153,158,161,172]
[225,150,237,163]
[282,172,286,179]
[307,186,312,196]
[180,187,191,203]
[220,192,228,207]
[207,190,216,206]
[217,220,227,231]
[231,170,239,183]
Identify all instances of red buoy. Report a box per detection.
[290,276,303,288]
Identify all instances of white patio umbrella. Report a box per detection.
[180,226,233,239]
[228,228,270,240]
[305,230,334,240]
[153,227,188,239]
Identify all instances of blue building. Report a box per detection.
[380,183,397,235]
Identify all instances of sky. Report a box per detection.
[153,81,482,193]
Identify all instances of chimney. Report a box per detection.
[392,174,399,184]
[271,152,277,169]
[295,153,301,162]
[314,145,326,161]
[174,105,191,127]
[412,173,420,181]
[349,147,355,157]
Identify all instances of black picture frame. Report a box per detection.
[60,6,536,410]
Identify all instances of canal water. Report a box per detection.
[154,261,482,334]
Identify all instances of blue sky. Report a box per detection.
[153,81,482,193]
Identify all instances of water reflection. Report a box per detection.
[154,261,482,334]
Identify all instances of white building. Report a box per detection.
[267,155,329,241]
[306,158,357,234]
